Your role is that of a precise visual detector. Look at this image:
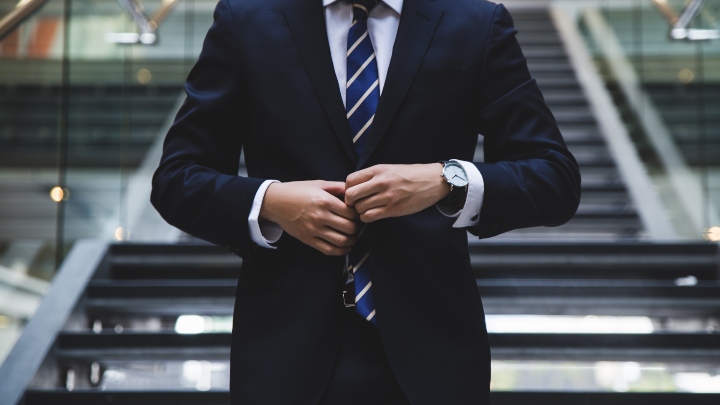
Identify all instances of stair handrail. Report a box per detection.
[549,5,679,240]
[652,0,680,25]
[652,0,719,41]
[0,0,49,42]
[0,240,108,405]
[114,0,179,45]
[150,0,179,28]
[581,6,720,237]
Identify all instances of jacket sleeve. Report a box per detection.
[151,0,264,257]
[468,4,581,239]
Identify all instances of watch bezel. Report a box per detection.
[441,161,469,189]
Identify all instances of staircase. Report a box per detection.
[2,241,719,404]
[483,9,645,242]
[0,84,181,168]
[2,4,720,405]
[645,83,720,167]
[0,83,182,244]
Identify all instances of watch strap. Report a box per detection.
[438,161,468,210]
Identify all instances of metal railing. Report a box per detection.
[652,0,719,41]
[110,0,179,45]
[0,0,49,42]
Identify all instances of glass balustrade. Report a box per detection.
[579,0,720,240]
[0,0,217,365]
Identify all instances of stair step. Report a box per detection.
[20,391,720,405]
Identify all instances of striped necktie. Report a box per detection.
[346,0,379,325]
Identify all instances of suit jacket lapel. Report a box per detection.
[284,1,357,166]
[357,0,443,169]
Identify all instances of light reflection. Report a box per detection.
[595,362,643,392]
[485,315,654,334]
[674,373,720,393]
[678,68,695,84]
[114,227,130,241]
[674,275,698,286]
[137,68,152,84]
[702,226,720,242]
[181,360,226,391]
[175,315,205,334]
[174,315,233,334]
[49,186,69,202]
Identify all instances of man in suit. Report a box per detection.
[151,0,580,403]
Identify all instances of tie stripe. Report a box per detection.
[353,3,369,15]
[346,0,380,325]
[347,79,378,118]
[355,281,372,302]
[352,115,374,143]
[347,31,368,57]
[347,53,375,88]
[349,251,369,274]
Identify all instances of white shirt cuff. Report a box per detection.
[248,180,283,249]
[436,159,484,228]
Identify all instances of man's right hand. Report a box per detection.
[259,181,359,256]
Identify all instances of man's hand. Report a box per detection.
[345,164,451,223]
[260,181,359,256]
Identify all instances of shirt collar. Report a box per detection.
[322,0,403,15]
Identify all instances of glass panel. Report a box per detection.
[60,0,208,248]
[582,0,720,240]
[0,0,66,365]
[0,0,218,366]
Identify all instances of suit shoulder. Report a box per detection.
[441,0,499,14]
[434,0,501,33]
[226,0,288,12]
[435,0,502,24]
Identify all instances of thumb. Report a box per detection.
[320,181,347,199]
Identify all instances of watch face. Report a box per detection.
[444,163,468,187]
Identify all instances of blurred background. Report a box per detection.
[0,0,718,403]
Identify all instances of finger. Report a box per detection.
[345,178,382,206]
[311,238,352,256]
[360,207,389,223]
[354,193,389,214]
[322,214,359,235]
[325,197,359,221]
[320,181,347,199]
[346,166,379,189]
[318,228,357,248]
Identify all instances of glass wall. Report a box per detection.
[0,0,217,364]
[580,0,720,240]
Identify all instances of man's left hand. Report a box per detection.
[345,164,451,223]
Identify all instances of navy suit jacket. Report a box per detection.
[151,0,581,403]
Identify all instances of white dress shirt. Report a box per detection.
[248,0,485,248]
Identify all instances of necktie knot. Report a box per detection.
[352,0,378,21]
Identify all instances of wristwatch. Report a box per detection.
[438,160,469,209]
